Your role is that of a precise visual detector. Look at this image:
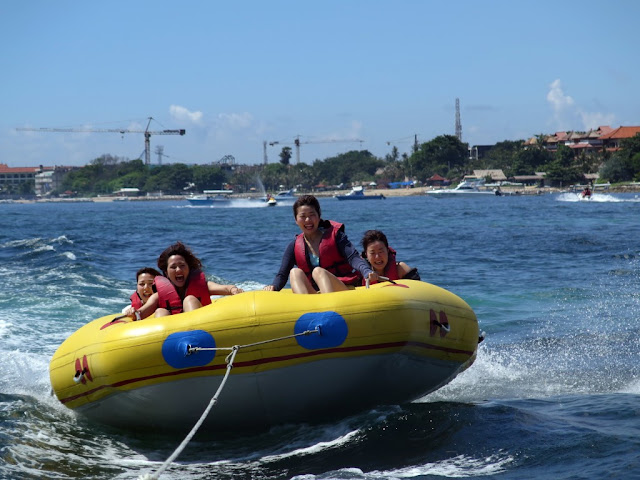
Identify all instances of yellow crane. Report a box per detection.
[16,117,185,165]
[268,135,363,164]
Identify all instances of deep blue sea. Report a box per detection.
[1,191,639,479]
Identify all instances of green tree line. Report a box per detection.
[12,133,640,197]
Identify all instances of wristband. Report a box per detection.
[134,310,141,321]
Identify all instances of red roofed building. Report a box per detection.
[525,126,634,155]
[0,164,74,196]
[599,126,640,151]
[0,163,44,188]
[426,174,447,186]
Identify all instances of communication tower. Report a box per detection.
[455,98,462,141]
[155,145,165,165]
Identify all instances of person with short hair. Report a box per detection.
[264,195,376,294]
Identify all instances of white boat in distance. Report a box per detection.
[273,188,297,200]
[425,178,501,196]
[186,190,233,206]
[335,185,386,200]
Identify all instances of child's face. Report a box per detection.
[136,273,156,303]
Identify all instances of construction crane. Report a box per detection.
[16,117,186,165]
[268,135,364,164]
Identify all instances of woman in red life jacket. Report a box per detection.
[121,267,161,316]
[129,242,243,320]
[361,230,420,283]
[263,195,377,294]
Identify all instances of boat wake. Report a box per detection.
[555,192,633,202]
[182,198,291,208]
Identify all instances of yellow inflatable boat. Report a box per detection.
[49,280,479,432]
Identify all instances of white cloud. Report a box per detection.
[579,111,615,131]
[169,105,204,125]
[546,79,574,113]
[217,112,253,129]
[348,120,363,139]
[546,79,615,131]
[313,120,364,143]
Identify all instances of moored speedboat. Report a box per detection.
[186,190,233,206]
[425,178,498,196]
[274,189,297,201]
[49,280,479,432]
[336,186,385,200]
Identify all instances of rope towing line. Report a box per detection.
[138,327,321,480]
[187,327,321,355]
[434,321,451,332]
[365,275,395,288]
[73,369,88,384]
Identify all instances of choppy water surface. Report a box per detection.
[1,192,639,479]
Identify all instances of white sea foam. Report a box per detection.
[368,452,513,478]
[31,244,55,253]
[262,428,360,462]
[0,319,13,338]
[556,192,624,203]
[1,237,43,248]
[0,350,52,399]
[61,251,77,260]
[53,235,74,244]
[421,340,581,404]
[619,378,640,395]
[287,453,514,479]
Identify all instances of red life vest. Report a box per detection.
[154,269,211,315]
[130,292,143,310]
[363,247,400,285]
[294,220,361,286]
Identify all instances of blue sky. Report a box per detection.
[2,0,638,167]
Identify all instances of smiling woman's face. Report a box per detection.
[166,254,189,288]
[295,205,320,236]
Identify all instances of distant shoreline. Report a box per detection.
[5,183,639,204]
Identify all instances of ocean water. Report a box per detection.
[1,191,639,479]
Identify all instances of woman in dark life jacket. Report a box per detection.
[263,195,376,294]
[361,230,420,283]
[121,267,161,316]
[128,242,243,320]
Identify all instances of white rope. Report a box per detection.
[366,275,393,289]
[138,346,239,480]
[187,327,320,354]
[137,327,321,479]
